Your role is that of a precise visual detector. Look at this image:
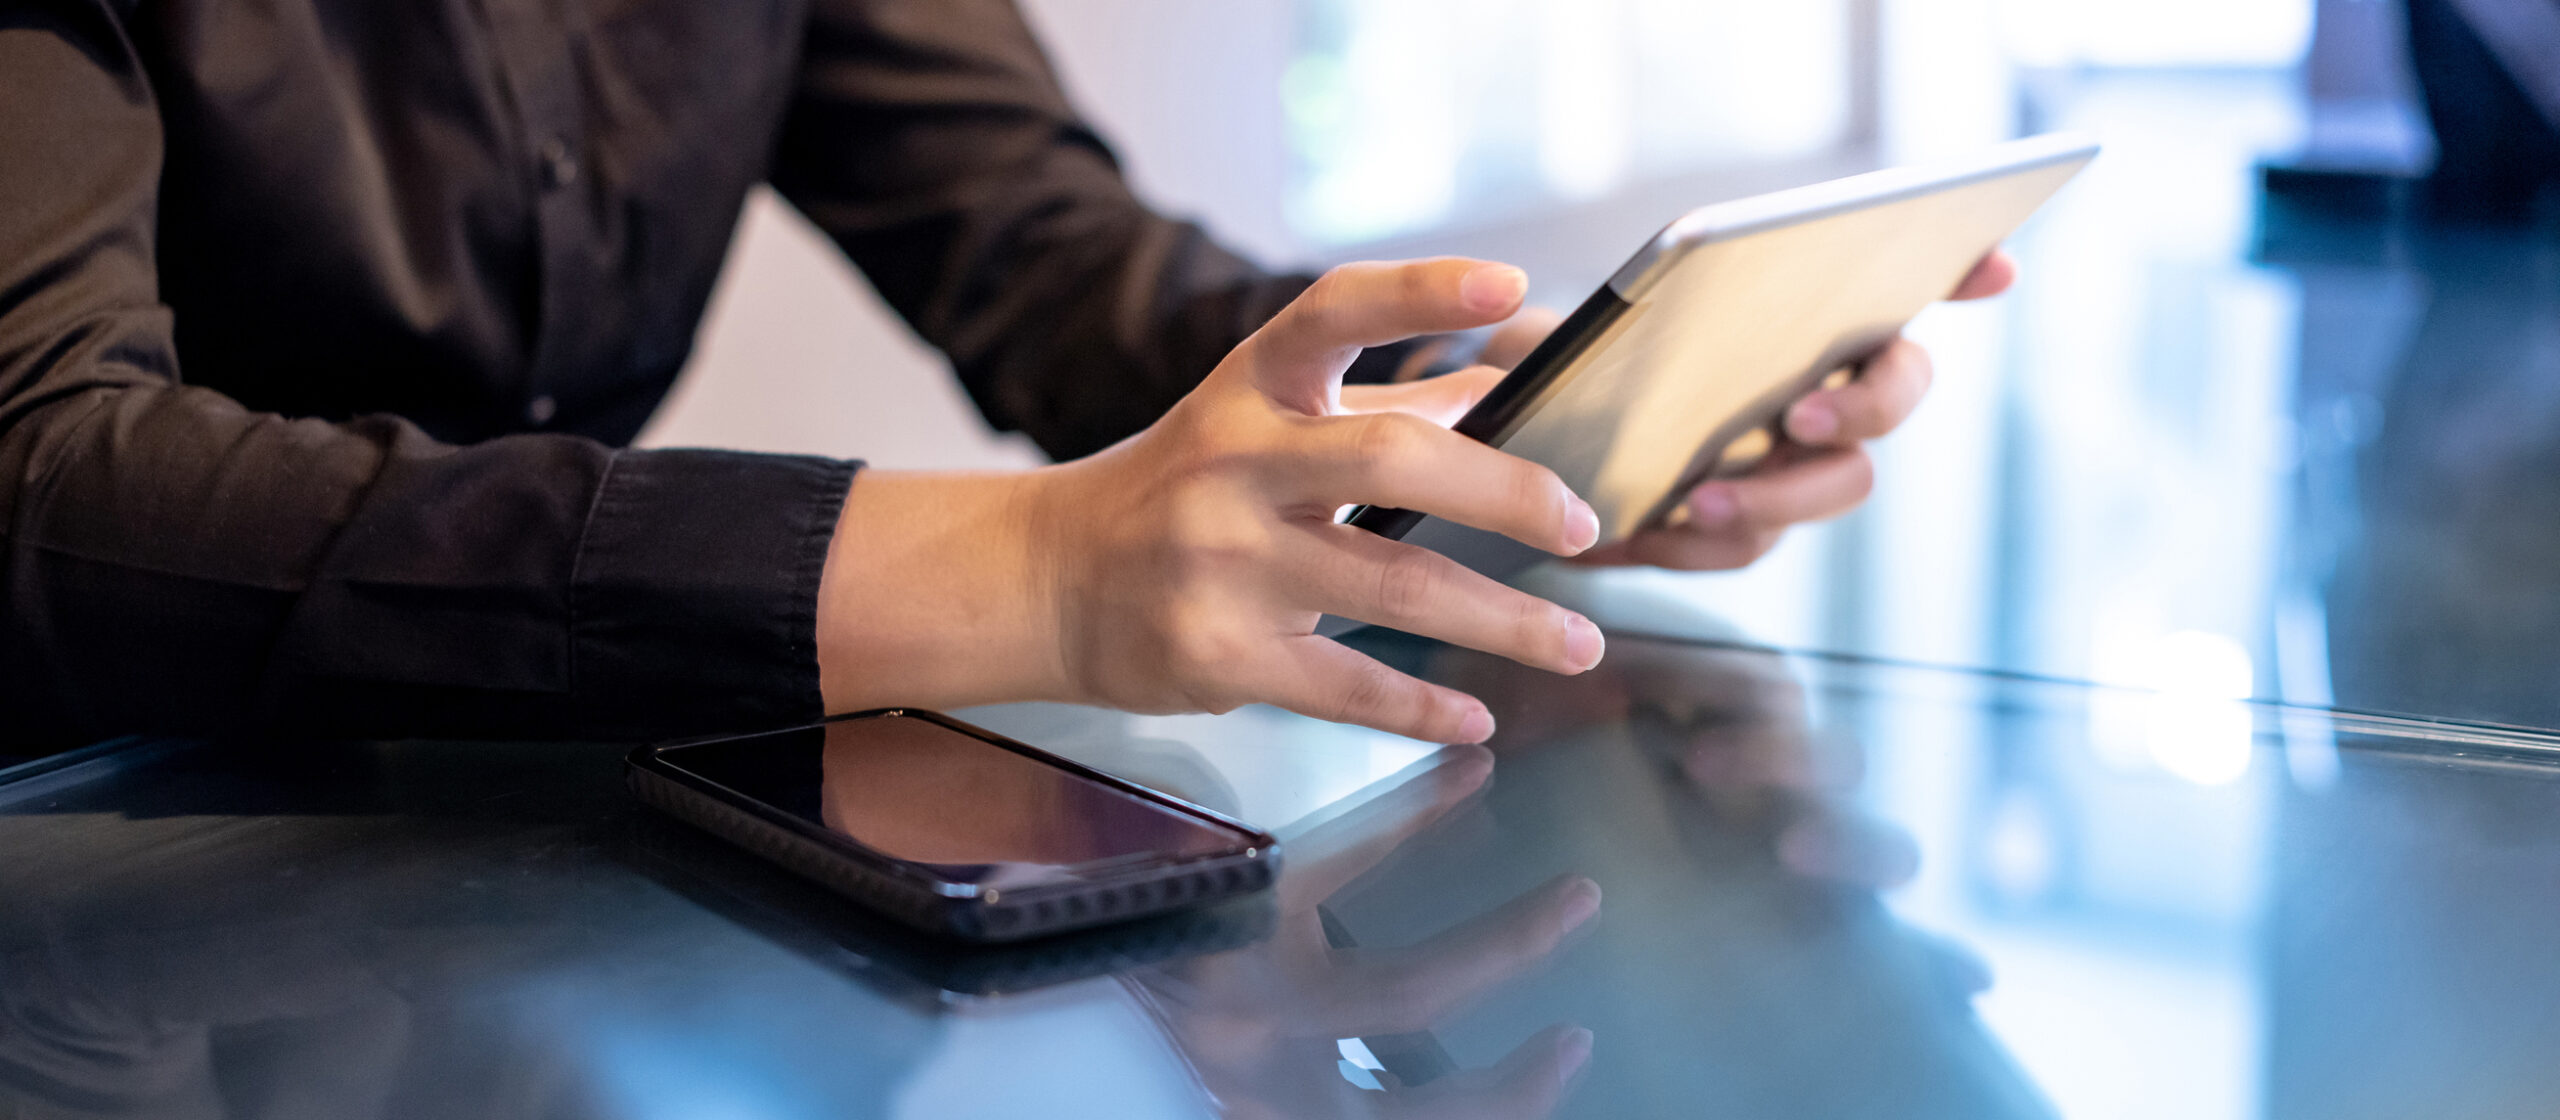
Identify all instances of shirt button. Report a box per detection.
[539,137,579,189]
[526,395,558,425]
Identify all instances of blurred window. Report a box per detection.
[1995,0,2316,68]
[1284,0,1856,245]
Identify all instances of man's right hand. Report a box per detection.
[815,258,1605,744]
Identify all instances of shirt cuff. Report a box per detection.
[570,448,860,738]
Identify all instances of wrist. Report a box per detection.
[815,466,1071,714]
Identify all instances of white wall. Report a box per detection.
[635,0,1300,469]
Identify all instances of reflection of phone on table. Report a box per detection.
[1325,133,2097,634]
[628,710,1280,942]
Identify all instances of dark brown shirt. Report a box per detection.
[0,0,1364,749]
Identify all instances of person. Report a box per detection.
[0,0,2011,755]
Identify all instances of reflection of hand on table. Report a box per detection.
[1433,639,1914,886]
[0,919,413,1117]
[1125,747,1599,1119]
[1293,636,2047,1117]
[1428,638,1990,998]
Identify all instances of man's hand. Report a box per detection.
[818,258,1607,744]
[1128,746,1597,1118]
[1349,250,2019,570]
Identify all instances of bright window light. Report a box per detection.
[1996,0,2315,68]
[1288,0,1851,245]
[2094,628,2259,787]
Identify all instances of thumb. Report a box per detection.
[1244,258,1528,414]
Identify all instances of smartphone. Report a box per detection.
[625,809,1277,1002]
[626,709,1281,942]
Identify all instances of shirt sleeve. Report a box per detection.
[769,0,1419,463]
[0,1,855,749]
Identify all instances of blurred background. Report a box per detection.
[100,6,2521,1117]
[643,0,2559,739]
[633,13,2560,1108]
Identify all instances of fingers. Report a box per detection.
[1288,524,1602,676]
[1479,305,1567,371]
[1680,726,1832,792]
[1592,448,1872,571]
[1388,1023,1592,1120]
[1690,446,1873,533]
[1318,875,1600,1037]
[1575,524,1779,571]
[1298,411,1598,556]
[1784,338,1932,446]
[1262,637,1497,744]
[1913,928,1997,1000]
[1247,259,1529,410]
[1775,805,1922,889]
[1337,365,1507,428]
[1950,248,2018,301]
[1755,250,1997,486]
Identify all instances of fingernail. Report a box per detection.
[1557,1026,1595,1086]
[1559,878,1602,935]
[1788,399,1838,443]
[1457,707,1497,744]
[1460,264,1528,314]
[1564,497,1600,554]
[1689,486,1737,527]
[1563,615,1605,672]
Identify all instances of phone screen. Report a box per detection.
[657,714,1255,887]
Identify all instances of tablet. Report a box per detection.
[1335,133,2099,620]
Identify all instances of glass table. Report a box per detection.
[8,627,2560,1119]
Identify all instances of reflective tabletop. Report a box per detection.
[9,627,2560,1119]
